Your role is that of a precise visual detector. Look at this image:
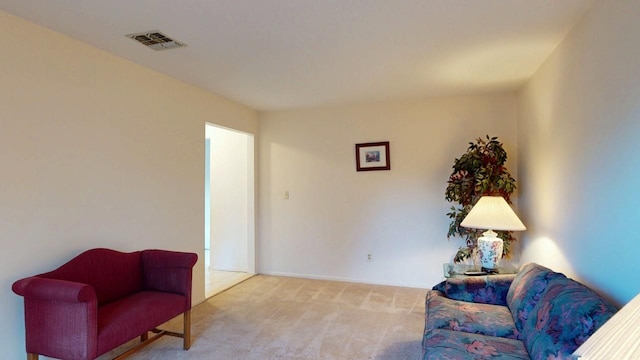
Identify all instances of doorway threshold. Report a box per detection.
[205,270,254,298]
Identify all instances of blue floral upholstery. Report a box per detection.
[506,263,566,338]
[422,329,530,360]
[426,291,518,339]
[521,277,617,360]
[437,273,516,306]
[422,263,617,360]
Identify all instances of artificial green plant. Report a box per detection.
[445,135,517,262]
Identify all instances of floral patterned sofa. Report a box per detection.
[422,263,617,360]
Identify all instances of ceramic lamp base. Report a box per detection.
[477,230,503,270]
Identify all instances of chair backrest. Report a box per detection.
[39,248,143,305]
[141,249,198,308]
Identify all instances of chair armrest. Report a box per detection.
[12,277,98,359]
[142,250,198,307]
[433,274,516,306]
[12,277,96,303]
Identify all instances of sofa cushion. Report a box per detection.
[506,263,566,337]
[96,291,187,356]
[425,290,518,339]
[521,277,617,360]
[39,248,143,306]
[422,329,530,360]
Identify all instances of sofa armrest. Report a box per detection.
[12,277,98,359]
[13,277,96,302]
[142,250,198,307]
[433,274,516,306]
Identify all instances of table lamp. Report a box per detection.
[460,196,526,272]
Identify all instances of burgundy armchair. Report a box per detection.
[12,248,198,360]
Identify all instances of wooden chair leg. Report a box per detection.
[27,353,38,360]
[183,310,191,350]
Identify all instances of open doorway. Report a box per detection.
[204,124,255,298]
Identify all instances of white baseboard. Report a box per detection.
[259,271,429,289]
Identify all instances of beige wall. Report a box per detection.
[518,0,640,305]
[0,11,257,358]
[258,93,519,288]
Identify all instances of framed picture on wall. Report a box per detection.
[355,141,390,171]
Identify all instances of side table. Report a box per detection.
[443,262,518,278]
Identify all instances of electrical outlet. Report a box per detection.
[367,253,372,262]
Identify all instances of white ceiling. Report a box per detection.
[0,0,594,111]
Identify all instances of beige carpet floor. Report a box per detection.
[206,269,254,298]
[99,275,427,360]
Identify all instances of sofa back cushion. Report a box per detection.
[521,277,617,360]
[506,263,566,337]
[39,248,143,305]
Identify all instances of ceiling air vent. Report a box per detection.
[125,30,187,51]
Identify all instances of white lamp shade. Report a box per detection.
[460,196,526,231]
